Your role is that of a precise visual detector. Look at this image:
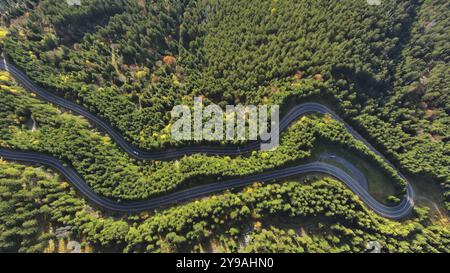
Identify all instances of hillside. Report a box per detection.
[0,0,448,253]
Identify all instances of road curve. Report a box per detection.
[0,59,415,219]
[319,153,368,190]
[0,149,413,219]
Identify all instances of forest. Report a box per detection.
[0,0,448,252]
[0,161,448,253]
[1,0,448,208]
[0,70,406,201]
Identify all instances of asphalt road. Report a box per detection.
[318,153,368,190]
[0,59,415,219]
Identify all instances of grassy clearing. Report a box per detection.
[409,175,449,218]
[312,142,397,204]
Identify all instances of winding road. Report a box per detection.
[0,58,415,219]
[319,153,368,191]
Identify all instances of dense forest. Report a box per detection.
[0,0,40,24]
[0,161,448,253]
[0,70,406,201]
[0,0,448,252]
[0,0,448,209]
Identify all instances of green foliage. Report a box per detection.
[0,162,83,252]
[0,0,40,24]
[0,0,448,253]
[3,0,187,148]
[0,73,406,200]
[2,1,447,207]
[0,158,448,253]
[386,0,449,137]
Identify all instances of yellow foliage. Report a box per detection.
[84,244,93,253]
[162,123,172,134]
[323,114,333,124]
[45,239,56,253]
[140,211,150,219]
[254,221,262,230]
[136,69,148,79]
[314,74,324,82]
[102,136,111,145]
[28,51,37,60]
[58,238,66,253]
[0,72,11,82]
[0,27,8,39]
[59,74,72,83]
[172,78,181,86]
[0,84,20,94]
